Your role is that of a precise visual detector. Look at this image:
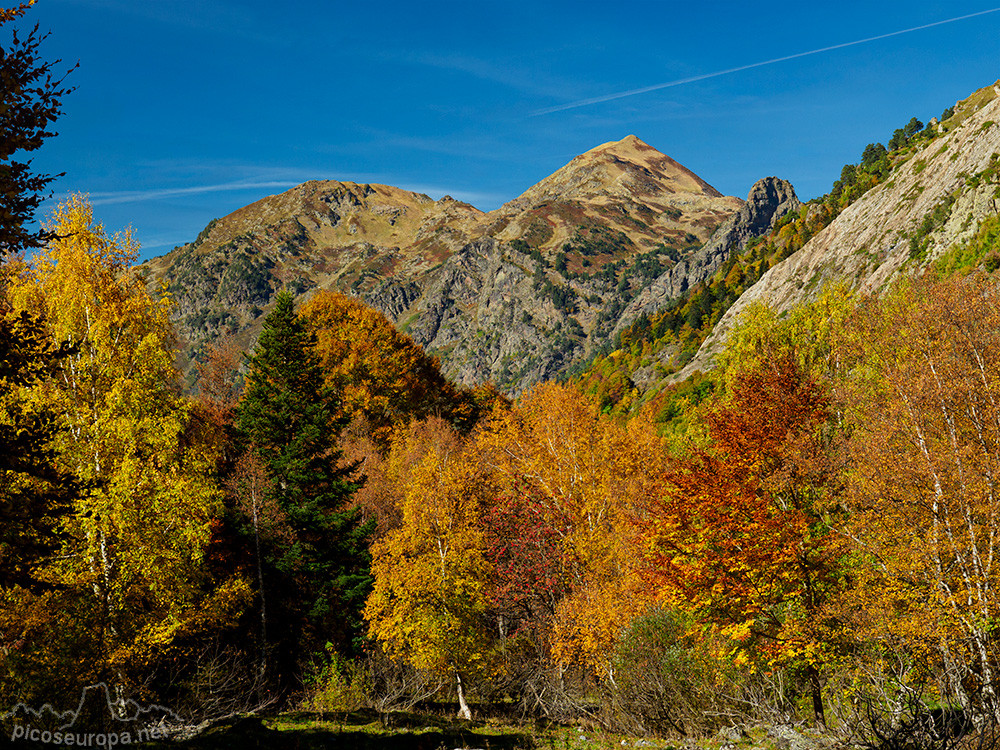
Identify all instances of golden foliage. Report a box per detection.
[0,2,34,24]
[718,281,856,386]
[475,382,662,675]
[841,275,1000,697]
[364,417,499,679]
[302,291,479,444]
[4,196,231,687]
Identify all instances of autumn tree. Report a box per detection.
[481,482,571,646]
[235,290,372,690]
[194,335,243,431]
[475,382,661,680]
[478,482,577,704]
[647,356,843,728]
[716,282,857,387]
[364,417,497,720]
[3,196,243,700]
[841,275,1000,716]
[342,413,462,538]
[301,290,486,445]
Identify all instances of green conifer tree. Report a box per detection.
[235,290,372,690]
[0,4,77,588]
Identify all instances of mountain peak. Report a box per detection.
[581,134,657,159]
[486,136,741,257]
[143,134,742,394]
[507,135,726,209]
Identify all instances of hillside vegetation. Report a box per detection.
[577,82,1000,419]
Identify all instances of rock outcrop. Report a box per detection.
[614,176,801,334]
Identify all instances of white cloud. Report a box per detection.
[78,180,303,207]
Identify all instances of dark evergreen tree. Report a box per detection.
[0,6,75,256]
[861,142,887,168]
[0,5,77,592]
[903,116,923,137]
[235,290,373,691]
[0,308,79,591]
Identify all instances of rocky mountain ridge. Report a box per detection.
[142,78,1000,398]
[613,176,802,337]
[142,136,757,392]
[680,81,1000,377]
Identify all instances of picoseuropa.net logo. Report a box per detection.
[2,683,185,746]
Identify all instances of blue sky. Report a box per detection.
[20,0,1000,260]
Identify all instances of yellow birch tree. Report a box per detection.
[5,196,244,692]
[364,417,497,719]
[842,275,1000,713]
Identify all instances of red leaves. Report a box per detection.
[703,356,830,481]
[482,483,571,628]
[647,355,839,665]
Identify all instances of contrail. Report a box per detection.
[83,180,302,206]
[531,7,1000,116]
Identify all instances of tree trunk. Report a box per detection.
[455,671,472,721]
[252,492,268,683]
[808,663,827,730]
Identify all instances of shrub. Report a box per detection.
[303,649,372,714]
[607,608,803,736]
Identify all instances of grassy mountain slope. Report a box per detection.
[485,134,739,259]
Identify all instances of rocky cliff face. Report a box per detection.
[401,238,578,387]
[141,136,744,392]
[613,176,801,335]
[680,81,1000,377]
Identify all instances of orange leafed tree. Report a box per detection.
[646,356,842,728]
[301,291,483,444]
[475,382,661,678]
[195,335,244,426]
[346,414,478,537]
